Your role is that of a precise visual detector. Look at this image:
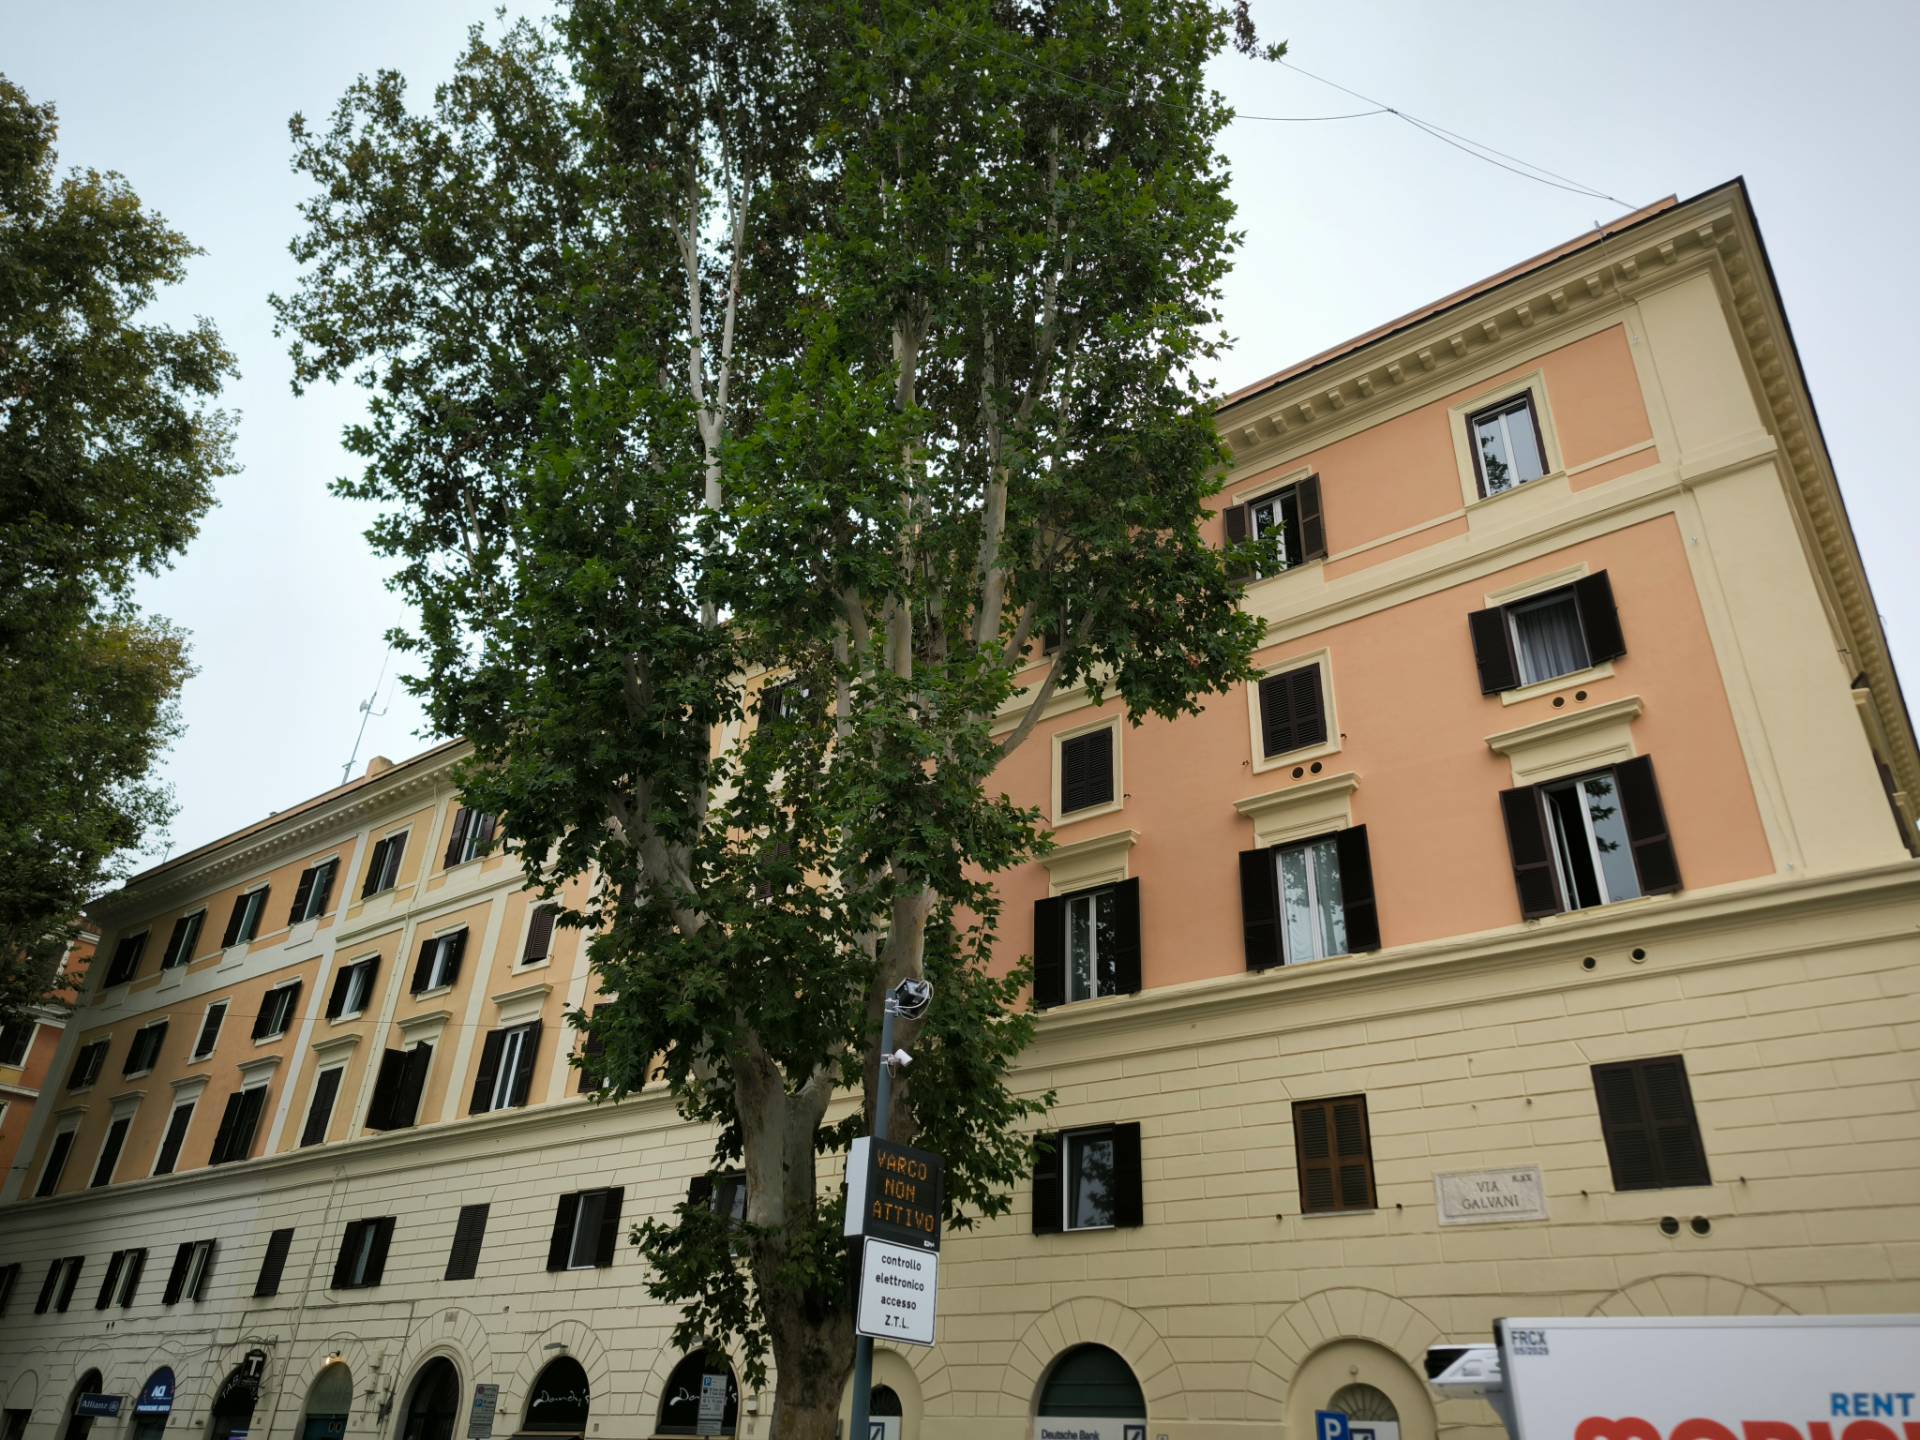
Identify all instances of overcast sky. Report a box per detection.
[7,0,1917,859]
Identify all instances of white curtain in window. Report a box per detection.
[1511,598,1586,685]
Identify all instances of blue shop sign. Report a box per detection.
[137,1369,177,1417]
[77,1396,124,1419]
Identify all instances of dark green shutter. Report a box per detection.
[255,1228,293,1298]
[1575,571,1626,664]
[1032,897,1066,1008]
[1239,847,1282,969]
[593,1188,625,1267]
[469,1030,507,1114]
[1109,1122,1144,1228]
[1334,826,1380,953]
[1032,1134,1062,1235]
[1296,475,1327,561]
[1469,607,1520,694]
[1108,879,1142,995]
[1499,785,1563,918]
[1615,756,1681,894]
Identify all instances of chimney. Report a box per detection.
[364,755,394,778]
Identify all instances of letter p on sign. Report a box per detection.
[1318,1412,1353,1440]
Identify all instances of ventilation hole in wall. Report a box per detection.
[1310,761,1323,774]
[1575,689,1589,701]
[1553,696,1566,708]
[1581,956,1598,971]
[1631,947,1647,961]
[1660,1216,1680,1235]
[1292,766,1305,779]
[1691,1216,1712,1236]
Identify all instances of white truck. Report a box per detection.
[1427,1315,1919,1440]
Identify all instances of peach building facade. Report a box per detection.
[0,181,1914,1440]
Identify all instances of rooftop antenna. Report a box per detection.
[342,645,395,786]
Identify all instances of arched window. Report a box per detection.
[400,1359,462,1440]
[131,1368,177,1440]
[1329,1382,1401,1440]
[209,1356,265,1440]
[1037,1345,1146,1420]
[301,1362,353,1440]
[870,1386,903,1417]
[523,1358,590,1435]
[61,1371,104,1440]
[657,1354,738,1437]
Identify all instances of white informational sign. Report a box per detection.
[1033,1420,1146,1440]
[866,1420,901,1440]
[1434,1166,1547,1226]
[1499,1315,1920,1440]
[1349,1422,1400,1440]
[855,1238,938,1347]
[695,1373,728,1436]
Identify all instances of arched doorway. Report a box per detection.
[400,1360,461,1440]
[869,1385,904,1440]
[300,1363,352,1440]
[1330,1383,1401,1440]
[521,1358,588,1438]
[207,1354,265,1440]
[132,1368,178,1440]
[60,1371,103,1440]
[1036,1345,1146,1436]
[656,1354,737,1437]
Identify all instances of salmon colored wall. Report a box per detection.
[991,515,1772,992]
[388,898,493,1125]
[273,928,406,1154]
[342,804,439,921]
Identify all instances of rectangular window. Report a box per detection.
[444,808,498,869]
[1239,827,1380,970]
[288,858,340,925]
[90,1116,131,1188]
[34,1256,84,1314]
[361,833,407,898]
[1031,1123,1143,1235]
[252,981,303,1041]
[365,1044,432,1131]
[1223,474,1327,578]
[221,887,270,948]
[445,1203,490,1281]
[153,1100,194,1176]
[331,1217,395,1290]
[470,1021,542,1115]
[1469,572,1625,695]
[103,932,148,987]
[1468,394,1547,497]
[192,1001,227,1060]
[1257,663,1328,758]
[326,956,380,1020]
[1032,880,1142,1008]
[36,1128,76,1197]
[207,1085,268,1166]
[160,910,205,970]
[67,1039,109,1091]
[0,1022,35,1068]
[161,1239,215,1304]
[94,1248,144,1310]
[546,1187,625,1271]
[521,904,559,966]
[123,1021,168,1077]
[254,1227,294,1298]
[1058,727,1115,816]
[301,1067,343,1147]
[687,1171,749,1227]
[1293,1094,1375,1214]
[411,930,467,993]
[1500,756,1679,919]
[1592,1056,1711,1191]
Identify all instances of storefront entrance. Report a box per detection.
[1034,1346,1146,1440]
[60,1372,104,1440]
[521,1357,588,1439]
[400,1360,461,1440]
[300,1364,352,1440]
[131,1368,176,1440]
[207,1355,264,1440]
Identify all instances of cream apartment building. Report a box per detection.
[0,179,1915,1440]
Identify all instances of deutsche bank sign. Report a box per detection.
[854,1237,938,1347]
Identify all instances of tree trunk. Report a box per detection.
[764,1303,856,1440]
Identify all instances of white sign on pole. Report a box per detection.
[1434,1166,1548,1226]
[695,1373,728,1436]
[854,1238,937,1347]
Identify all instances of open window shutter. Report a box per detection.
[255,1228,292,1297]
[443,930,468,987]
[363,1218,394,1285]
[411,938,437,993]
[164,1244,193,1304]
[1031,1133,1062,1235]
[444,808,473,868]
[1642,1057,1710,1187]
[687,1174,715,1211]
[302,1068,341,1147]
[1109,1122,1144,1228]
[1032,897,1067,1008]
[1331,1097,1375,1210]
[1592,1062,1660,1190]
[312,859,337,916]
[118,1248,144,1307]
[469,1030,507,1115]
[394,1044,431,1127]
[1296,475,1327,561]
[1499,785,1563,919]
[230,1089,266,1163]
[1238,847,1283,970]
[1334,826,1381,952]
[1293,1101,1337,1214]
[593,1188,625,1267]
[546,1194,580,1271]
[53,1259,79,1311]
[361,839,388,898]
[221,896,247,948]
[326,964,353,1019]
[1222,501,1251,583]
[1468,607,1521,694]
[1615,756,1681,895]
[1109,879,1142,995]
[446,1205,488,1281]
[96,1252,125,1309]
[511,1021,542,1107]
[522,905,557,964]
[331,1224,359,1289]
[472,813,496,854]
[188,1242,215,1301]
[287,869,316,926]
[1575,571,1626,664]
[277,982,302,1033]
[35,1261,61,1313]
[207,1090,243,1163]
[366,1049,406,1131]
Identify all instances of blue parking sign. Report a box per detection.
[1316,1411,1352,1440]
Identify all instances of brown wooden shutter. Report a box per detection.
[446,1204,489,1281]
[287,868,316,927]
[469,1030,508,1114]
[163,1244,193,1304]
[471,813,496,854]
[1469,607,1520,694]
[1294,1095,1374,1214]
[1258,665,1326,757]
[195,1004,224,1056]
[1575,571,1626,664]
[313,859,338,915]
[1296,474,1327,561]
[363,1218,394,1285]
[207,1091,244,1164]
[221,896,248,948]
[392,1044,431,1128]
[365,1049,406,1131]
[1238,847,1283,970]
[511,1021,542,1107]
[593,1188,625,1266]
[522,904,557,964]
[444,808,473,869]
[1331,1096,1376,1210]
[1334,826,1380,953]
[1222,501,1251,583]
[1592,1056,1709,1190]
[301,1068,341,1147]
[255,1228,293,1298]
[1499,784,1564,918]
[326,963,354,1019]
[331,1223,360,1290]
[411,937,438,992]
[361,838,389,898]
[228,1088,266,1163]
[1109,1122,1144,1228]
[1109,878,1142,995]
[579,1008,607,1094]
[1614,756,1681,895]
[1032,896,1067,1009]
[1031,1134,1062,1235]
[442,930,468,987]
[1059,728,1114,814]
[547,1194,580,1270]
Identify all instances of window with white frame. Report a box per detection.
[413,930,466,993]
[1506,589,1589,687]
[222,886,270,947]
[1469,394,1548,497]
[1065,889,1118,1003]
[327,956,379,1019]
[1274,835,1348,964]
[191,1000,227,1060]
[1540,770,1643,910]
[254,983,301,1040]
[1062,1127,1116,1230]
[0,1021,34,1068]
[161,910,205,969]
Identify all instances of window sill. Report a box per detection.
[1239,555,1325,595]
[1054,798,1125,828]
[1498,660,1615,707]
[411,983,455,1002]
[1296,1207,1377,1220]
[514,957,552,975]
[328,1008,368,1025]
[1059,1222,1116,1234]
[253,1030,291,1046]
[1525,890,1676,927]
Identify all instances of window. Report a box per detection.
[656,1355,738,1437]
[1223,474,1327,577]
[1592,1056,1711,1191]
[1031,1122,1142,1235]
[361,832,407,898]
[444,808,497,868]
[67,1039,109,1091]
[1058,726,1115,816]
[470,1020,542,1115]
[103,931,148,987]
[252,981,302,1040]
[207,1085,268,1166]
[160,910,205,970]
[288,858,339,925]
[332,1217,395,1290]
[365,1044,432,1131]
[0,1021,34,1068]
[254,1227,294,1298]
[3,1411,27,1440]
[90,1116,132,1187]
[1038,1346,1146,1422]
[0,1263,18,1316]
[411,929,467,993]
[162,1239,216,1304]
[123,1022,168,1077]
[1500,756,1679,918]
[1468,393,1547,497]
[1470,572,1625,694]
[445,1203,490,1281]
[34,1256,84,1313]
[1032,879,1141,1008]
[221,886,270,948]
[1257,663,1328,758]
[1293,1094,1375,1214]
[94,1248,145,1310]
[36,1127,76,1196]
[688,1171,748,1226]
[520,904,559,966]
[546,1187,625,1270]
[326,956,380,1019]
[192,1001,227,1060]
[1239,827,1380,969]
[153,1100,194,1175]
[300,1068,343,1147]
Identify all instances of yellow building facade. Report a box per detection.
[0,180,1915,1440]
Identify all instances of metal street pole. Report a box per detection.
[846,996,895,1440]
